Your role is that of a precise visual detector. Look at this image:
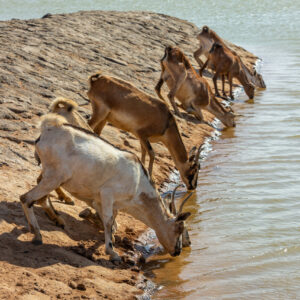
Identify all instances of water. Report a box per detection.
[2,1,300,299]
[149,42,300,298]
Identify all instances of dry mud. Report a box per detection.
[0,10,257,299]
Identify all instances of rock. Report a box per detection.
[79,208,92,219]
[77,283,86,291]
[122,237,134,251]
[69,281,77,289]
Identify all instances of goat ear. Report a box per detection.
[189,154,195,163]
[188,146,197,162]
[91,74,100,82]
[176,221,185,234]
[189,146,196,156]
[203,26,208,32]
[176,212,191,222]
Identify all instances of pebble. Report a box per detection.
[77,283,86,291]
[69,281,77,289]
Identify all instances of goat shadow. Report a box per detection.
[0,200,131,270]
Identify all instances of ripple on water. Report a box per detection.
[152,40,300,299]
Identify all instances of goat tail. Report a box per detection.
[50,97,78,113]
[88,71,102,86]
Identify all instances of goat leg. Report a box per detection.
[20,170,64,244]
[222,74,227,97]
[38,196,65,229]
[138,137,155,177]
[55,187,74,205]
[93,195,121,262]
[213,72,221,97]
[193,47,204,68]
[228,74,234,99]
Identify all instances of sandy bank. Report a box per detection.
[0,10,258,299]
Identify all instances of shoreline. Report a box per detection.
[0,10,259,299]
[141,54,262,294]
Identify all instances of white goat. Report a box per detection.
[20,114,192,261]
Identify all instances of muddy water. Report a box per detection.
[145,40,300,300]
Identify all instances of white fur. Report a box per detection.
[21,115,188,260]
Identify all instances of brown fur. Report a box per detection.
[155,45,235,127]
[49,97,91,130]
[200,43,255,99]
[87,72,200,190]
[194,26,265,91]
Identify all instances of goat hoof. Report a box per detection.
[110,254,122,263]
[79,208,92,219]
[28,201,35,208]
[56,222,65,229]
[167,92,174,99]
[55,216,65,229]
[64,199,75,205]
[60,196,74,205]
[32,239,43,245]
[20,194,26,204]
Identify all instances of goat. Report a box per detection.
[87,72,201,190]
[49,97,91,130]
[200,43,255,100]
[194,25,266,89]
[20,114,192,261]
[155,45,235,127]
[35,97,92,207]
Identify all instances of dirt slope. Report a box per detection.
[0,10,257,299]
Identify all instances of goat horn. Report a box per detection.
[194,144,203,163]
[171,184,184,215]
[188,146,197,157]
[178,191,194,215]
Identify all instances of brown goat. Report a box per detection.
[194,25,266,90]
[155,45,235,127]
[87,72,201,191]
[200,42,255,99]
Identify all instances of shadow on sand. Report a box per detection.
[0,200,136,270]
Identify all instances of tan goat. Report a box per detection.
[155,45,235,127]
[194,25,266,89]
[200,42,255,99]
[21,114,192,261]
[35,97,91,208]
[87,72,201,191]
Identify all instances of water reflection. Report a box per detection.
[151,42,300,299]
